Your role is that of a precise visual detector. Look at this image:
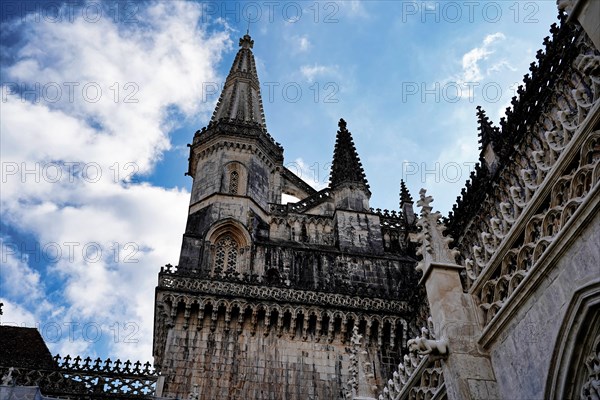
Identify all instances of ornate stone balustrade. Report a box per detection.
[370,208,404,221]
[0,355,159,399]
[158,272,410,314]
[269,188,332,215]
[446,19,595,238]
[378,319,446,400]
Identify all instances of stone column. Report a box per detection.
[415,189,500,400]
[420,262,500,400]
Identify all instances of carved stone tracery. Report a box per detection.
[378,317,446,400]
[581,334,600,400]
[439,20,600,327]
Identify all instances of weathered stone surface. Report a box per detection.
[489,211,600,400]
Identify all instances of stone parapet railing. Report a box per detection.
[0,355,160,399]
[269,188,332,215]
[158,272,410,314]
[378,319,447,400]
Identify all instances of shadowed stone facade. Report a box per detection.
[376,2,600,399]
[152,35,424,399]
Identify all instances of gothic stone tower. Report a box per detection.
[153,34,423,399]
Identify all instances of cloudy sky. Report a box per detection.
[0,1,559,363]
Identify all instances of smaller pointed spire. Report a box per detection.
[476,106,501,151]
[400,180,416,226]
[329,118,370,194]
[476,106,502,174]
[400,180,413,206]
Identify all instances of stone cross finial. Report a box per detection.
[415,188,459,273]
[239,34,254,49]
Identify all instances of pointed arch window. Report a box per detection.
[214,234,239,272]
[229,171,239,194]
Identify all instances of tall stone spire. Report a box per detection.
[329,118,370,195]
[210,34,267,128]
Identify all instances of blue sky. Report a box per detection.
[0,1,559,363]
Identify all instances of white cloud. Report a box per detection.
[1,239,45,301]
[294,35,311,52]
[285,158,329,191]
[299,64,338,82]
[281,193,300,204]
[0,299,37,327]
[483,32,505,46]
[0,1,230,361]
[340,1,369,18]
[461,33,505,82]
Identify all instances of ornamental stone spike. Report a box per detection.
[415,188,459,273]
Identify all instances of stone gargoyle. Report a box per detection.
[407,336,449,356]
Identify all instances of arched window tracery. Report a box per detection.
[229,171,239,194]
[214,233,239,272]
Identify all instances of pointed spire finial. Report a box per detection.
[239,33,254,49]
[400,180,416,226]
[400,180,413,205]
[476,106,503,173]
[329,118,370,194]
[476,106,500,150]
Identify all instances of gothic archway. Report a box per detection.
[205,219,251,278]
[545,279,600,399]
